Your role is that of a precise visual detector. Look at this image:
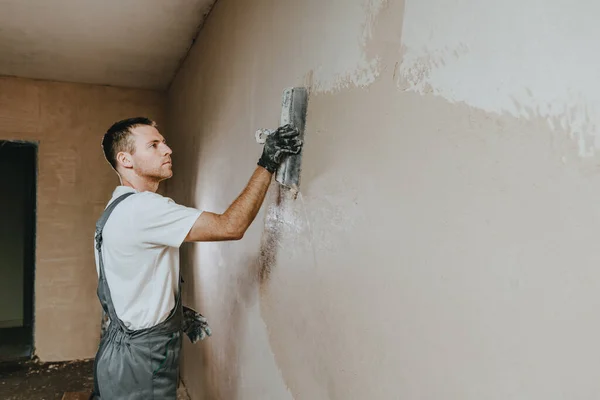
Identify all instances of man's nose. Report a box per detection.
[163,144,173,155]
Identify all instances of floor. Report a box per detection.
[0,359,94,400]
[0,359,191,400]
[0,327,33,362]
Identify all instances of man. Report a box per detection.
[91,117,302,399]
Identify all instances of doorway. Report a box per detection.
[0,140,37,361]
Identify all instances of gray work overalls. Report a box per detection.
[91,192,183,400]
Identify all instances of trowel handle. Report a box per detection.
[255,128,276,144]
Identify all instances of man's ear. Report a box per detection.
[116,152,134,169]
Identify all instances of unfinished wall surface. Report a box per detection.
[0,76,165,361]
[167,0,600,398]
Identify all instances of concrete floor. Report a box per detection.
[0,359,191,400]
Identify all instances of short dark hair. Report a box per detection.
[102,117,157,169]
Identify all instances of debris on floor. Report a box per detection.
[61,393,90,400]
[0,358,94,400]
[177,383,192,400]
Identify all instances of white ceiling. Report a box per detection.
[0,0,216,90]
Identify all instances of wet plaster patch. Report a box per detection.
[307,0,389,93]
[398,0,600,157]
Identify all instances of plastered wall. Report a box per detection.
[0,76,165,361]
[167,0,600,398]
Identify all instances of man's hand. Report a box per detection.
[257,124,303,173]
[182,306,212,343]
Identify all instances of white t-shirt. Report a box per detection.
[94,186,202,330]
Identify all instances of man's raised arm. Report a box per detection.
[185,124,302,242]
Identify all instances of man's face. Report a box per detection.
[128,125,173,181]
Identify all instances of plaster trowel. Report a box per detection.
[255,87,308,194]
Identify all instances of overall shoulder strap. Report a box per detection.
[94,191,136,333]
[95,192,136,243]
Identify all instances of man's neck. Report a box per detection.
[120,175,159,193]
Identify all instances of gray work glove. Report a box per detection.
[257,124,303,173]
[182,306,212,343]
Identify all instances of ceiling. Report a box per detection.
[0,0,216,90]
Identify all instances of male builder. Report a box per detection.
[92,117,302,399]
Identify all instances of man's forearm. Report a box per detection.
[222,166,273,237]
[185,126,301,242]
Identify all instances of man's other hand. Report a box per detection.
[182,306,212,343]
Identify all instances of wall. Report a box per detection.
[167,0,600,398]
[0,76,165,361]
[0,144,29,327]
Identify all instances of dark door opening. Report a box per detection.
[0,140,37,361]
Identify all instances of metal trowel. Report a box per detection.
[255,87,308,193]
